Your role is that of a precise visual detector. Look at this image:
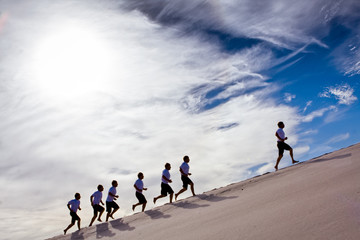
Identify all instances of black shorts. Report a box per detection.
[181,175,193,189]
[70,211,80,224]
[136,192,147,204]
[106,201,119,213]
[277,141,292,156]
[93,204,104,215]
[161,182,174,196]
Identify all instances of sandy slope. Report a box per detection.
[48,143,360,240]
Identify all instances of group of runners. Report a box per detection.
[64,121,297,235]
[63,155,196,235]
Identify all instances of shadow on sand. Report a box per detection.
[173,200,210,209]
[95,223,115,239]
[310,153,352,164]
[95,219,134,239]
[110,219,135,232]
[195,193,238,202]
[145,209,171,219]
[70,230,84,240]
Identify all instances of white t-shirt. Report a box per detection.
[276,128,285,142]
[134,179,144,193]
[106,186,117,202]
[180,162,189,175]
[91,191,102,205]
[162,169,171,184]
[68,199,80,212]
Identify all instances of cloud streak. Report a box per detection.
[302,106,337,122]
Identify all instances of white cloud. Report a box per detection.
[326,133,350,144]
[284,93,296,103]
[303,100,312,112]
[302,106,337,122]
[294,145,311,156]
[122,0,357,50]
[320,84,357,105]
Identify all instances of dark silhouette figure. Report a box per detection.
[175,156,196,201]
[154,163,174,204]
[89,185,105,226]
[64,193,82,235]
[274,121,298,171]
[106,180,120,221]
[132,172,148,212]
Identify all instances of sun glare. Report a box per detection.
[30,25,113,99]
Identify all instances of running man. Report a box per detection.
[89,185,105,226]
[153,163,174,204]
[175,156,195,200]
[64,193,81,235]
[275,121,298,171]
[105,180,120,221]
[132,172,148,212]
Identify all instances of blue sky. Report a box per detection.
[0,0,359,239]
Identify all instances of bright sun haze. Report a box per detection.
[30,23,113,99]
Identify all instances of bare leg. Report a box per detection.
[153,195,166,204]
[109,208,119,220]
[77,219,81,230]
[169,193,173,203]
[275,155,283,171]
[175,188,186,201]
[141,203,147,212]
[89,213,97,227]
[98,209,104,222]
[64,223,74,235]
[132,203,141,211]
[290,149,298,163]
[190,183,196,196]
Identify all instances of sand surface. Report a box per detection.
[48,143,360,240]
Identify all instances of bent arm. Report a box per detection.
[134,184,142,192]
[162,175,171,183]
[179,167,187,176]
[109,192,119,199]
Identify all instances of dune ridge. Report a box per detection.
[48,143,360,240]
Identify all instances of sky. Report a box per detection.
[0,0,359,239]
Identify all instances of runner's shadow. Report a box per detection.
[173,200,210,209]
[110,219,135,232]
[310,153,352,163]
[96,222,116,239]
[70,230,84,240]
[145,209,171,219]
[195,194,238,202]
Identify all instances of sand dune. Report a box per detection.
[48,143,360,240]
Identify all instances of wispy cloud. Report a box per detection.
[122,0,337,49]
[326,132,350,144]
[303,101,312,112]
[302,106,337,122]
[284,93,296,103]
[320,84,357,105]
